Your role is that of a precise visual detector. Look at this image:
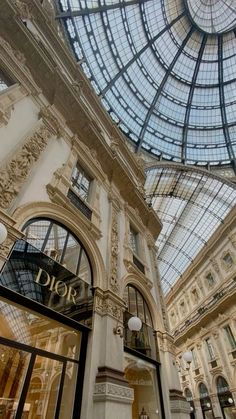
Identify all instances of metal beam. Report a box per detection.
[181,34,207,163]
[136,27,195,152]
[56,0,153,18]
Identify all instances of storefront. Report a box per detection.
[0,219,94,419]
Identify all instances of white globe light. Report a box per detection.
[182,351,193,364]
[0,223,7,245]
[228,397,233,404]
[128,316,142,331]
[206,402,211,408]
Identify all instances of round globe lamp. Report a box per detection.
[128,316,142,331]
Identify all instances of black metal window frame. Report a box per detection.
[71,162,92,202]
[23,217,93,283]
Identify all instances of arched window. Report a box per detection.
[23,218,92,284]
[185,388,195,418]
[199,383,213,418]
[123,285,157,360]
[216,376,235,419]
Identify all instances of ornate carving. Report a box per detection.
[14,0,32,19]
[210,257,220,273]
[0,237,14,259]
[228,233,236,248]
[39,107,64,138]
[94,382,134,401]
[94,294,123,321]
[0,125,51,210]
[109,207,119,293]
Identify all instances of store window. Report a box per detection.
[216,376,235,419]
[185,388,195,419]
[223,325,236,350]
[124,285,158,360]
[0,298,82,419]
[23,218,91,283]
[199,383,214,419]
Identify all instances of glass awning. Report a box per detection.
[145,165,236,294]
[56,0,236,169]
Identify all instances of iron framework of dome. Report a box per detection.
[56,0,236,170]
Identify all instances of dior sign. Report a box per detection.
[35,268,77,304]
[0,240,93,326]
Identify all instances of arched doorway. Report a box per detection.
[216,376,235,419]
[199,383,214,419]
[185,388,195,419]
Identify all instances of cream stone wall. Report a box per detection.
[166,208,236,418]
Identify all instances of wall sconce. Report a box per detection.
[0,223,7,245]
[139,407,149,419]
[228,397,234,404]
[182,351,193,370]
[113,316,142,338]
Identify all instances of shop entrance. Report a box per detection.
[0,336,78,419]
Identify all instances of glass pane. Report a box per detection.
[0,298,81,359]
[24,355,63,419]
[136,293,145,323]
[59,362,78,419]
[24,220,51,251]
[63,236,80,275]
[128,287,137,316]
[78,251,91,284]
[0,344,30,418]
[44,225,67,263]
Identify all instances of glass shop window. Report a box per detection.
[71,162,92,202]
[223,325,236,350]
[124,285,158,360]
[23,218,92,283]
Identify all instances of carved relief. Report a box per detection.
[210,257,220,273]
[0,125,51,210]
[94,293,123,321]
[228,233,236,249]
[14,0,32,19]
[0,237,14,259]
[221,251,234,271]
[39,107,64,139]
[109,207,119,293]
[94,382,133,401]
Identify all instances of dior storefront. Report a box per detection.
[0,218,93,419]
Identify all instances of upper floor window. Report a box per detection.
[222,252,234,269]
[205,337,216,361]
[71,162,92,202]
[223,325,236,350]
[191,347,199,368]
[23,218,92,284]
[130,226,139,255]
[205,272,215,288]
[0,70,13,92]
[123,285,157,360]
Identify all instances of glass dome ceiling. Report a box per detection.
[56,0,236,169]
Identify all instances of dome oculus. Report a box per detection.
[185,0,236,34]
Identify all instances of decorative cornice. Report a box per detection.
[93,382,134,403]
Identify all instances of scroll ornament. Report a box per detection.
[0,125,51,209]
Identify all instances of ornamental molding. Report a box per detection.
[72,137,107,182]
[228,232,236,248]
[14,0,33,20]
[0,36,40,97]
[0,123,51,210]
[94,289,125,321]
[109,207,119,293]
[39,106,67,139]
[94,382,134,403]
[0,84,27,128]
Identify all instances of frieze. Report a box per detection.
[94,382,134,402]
[94,292,123,321]
[0,124,51,210]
